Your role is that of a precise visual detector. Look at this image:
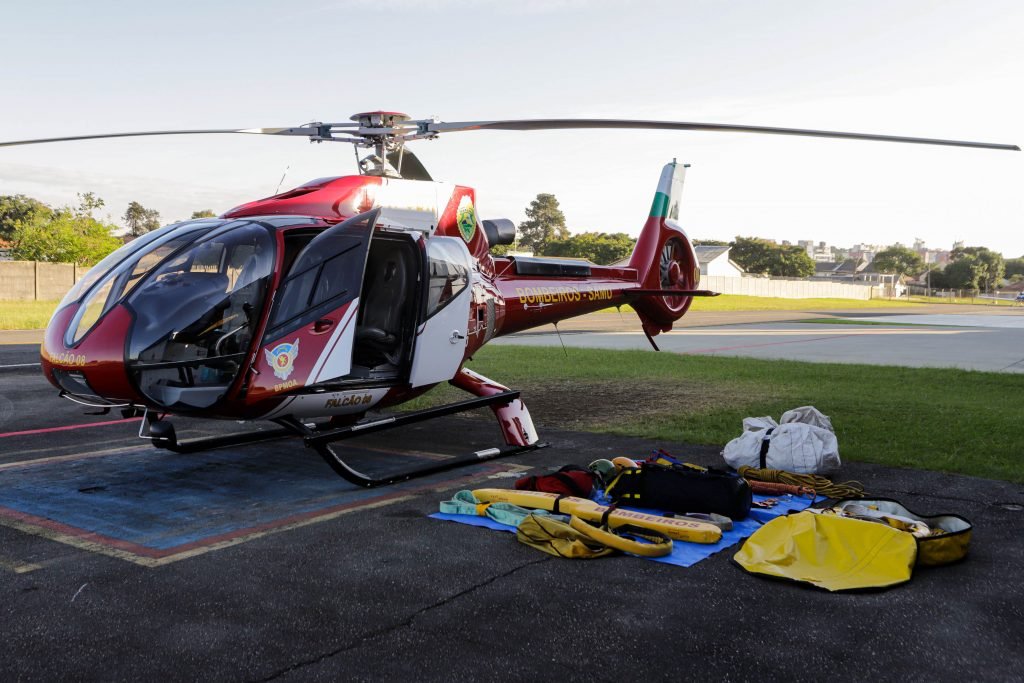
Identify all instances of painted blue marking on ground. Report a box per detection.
[0,446,450,550]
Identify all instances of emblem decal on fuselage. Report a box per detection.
[456,195,476,243]
[265,339,300,380]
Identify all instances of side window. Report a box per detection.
[425,238,470,318]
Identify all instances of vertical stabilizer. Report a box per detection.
[628,161,699,336]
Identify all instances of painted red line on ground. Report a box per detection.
[0,505,163,558]
[0,417,142,439]
[684,333,860,355]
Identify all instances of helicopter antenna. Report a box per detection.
[552,322,569,358]
[275,165,290,194]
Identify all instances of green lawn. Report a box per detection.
[0,300,59,330]
[688,294,918,311]
[413,345,1024,483]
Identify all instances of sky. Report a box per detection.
[1,0,1021,257]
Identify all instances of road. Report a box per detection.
[498,305,1024,373]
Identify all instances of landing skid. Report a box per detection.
[300,391,545,487]
[141,390,544,487]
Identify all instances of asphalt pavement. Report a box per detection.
[497,306,1024,373]
[1,338,1023,681]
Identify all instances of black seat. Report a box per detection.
[355,248,408,364]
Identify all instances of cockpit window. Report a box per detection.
[126,223,276,410]
[65,221,220,346]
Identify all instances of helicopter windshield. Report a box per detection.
[125,223,276,410]
[64,221,221,346]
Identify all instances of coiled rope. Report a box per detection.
[738,466,866,500]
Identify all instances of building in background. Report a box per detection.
[694,245,745,277]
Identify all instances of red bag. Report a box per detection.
[515,465,596,498]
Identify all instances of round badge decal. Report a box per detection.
[264,339,300,380]
[456,195,476,243]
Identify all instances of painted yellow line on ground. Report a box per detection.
[0,555,43,574]
[0,445,142,470]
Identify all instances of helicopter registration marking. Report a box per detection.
[515,286,613,305]
[49,352,87,367]
[325,393,373,409]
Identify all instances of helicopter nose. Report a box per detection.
[41,302,141,406]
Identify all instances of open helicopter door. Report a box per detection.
[256,210,378,393]
[409,236,473,388]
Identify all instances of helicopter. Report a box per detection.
[4,112,1017,487]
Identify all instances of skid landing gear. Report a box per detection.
[299,391,545,487]
[139,390,544,488]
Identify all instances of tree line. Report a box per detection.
[0,194,216,266]
[5,188,1018,289]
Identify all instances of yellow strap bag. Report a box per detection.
[733,511,917,591]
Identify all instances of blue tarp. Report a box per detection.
[431,493,813,568]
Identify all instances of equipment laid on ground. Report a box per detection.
[515,464,597,497]
[738,466,865,501]
[734,497,972,590]
[605,452,752,520]
[472,488,722,544]
[440,489,674,558]
[723,406,840,474]
[9,114,1016,486]
[518,513,674,559]
[734,511,917,591]
[822,499,972,566]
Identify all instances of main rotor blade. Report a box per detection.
[427,119,1020,151]
[0,126,342,148]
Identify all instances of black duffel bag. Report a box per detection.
[607,460,752,520]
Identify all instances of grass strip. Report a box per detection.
[0,300,60,330]
[411,345,1024,483]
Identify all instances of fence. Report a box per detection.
[699,275,881,300]
[0,261,83,301]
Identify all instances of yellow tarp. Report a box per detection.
[733,511,917,591]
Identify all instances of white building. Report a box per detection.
[694,245,745,277]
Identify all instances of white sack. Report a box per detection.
[780,406,834,433]
[723,406,840,474]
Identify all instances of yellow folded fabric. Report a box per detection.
[733,511,917,591]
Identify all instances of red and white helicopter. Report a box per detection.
[3,113,1016,486]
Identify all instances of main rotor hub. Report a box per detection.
[350,111,412,128]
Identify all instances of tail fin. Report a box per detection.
[628,161,700,336]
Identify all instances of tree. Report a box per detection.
[693,239,729,246]
[10,194,121,266]
[191,209,217,219]
[517,193,568,254]
[873,245,923,278]
[0,194,51,240]
[123,201,162,237]
[544,232,636,264]
[1005,258,1024,279]
[943,256,982,291]
[730,236,815,278]
[950,246,1003,293]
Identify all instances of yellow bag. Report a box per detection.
[516,513,616,559]
[832,499,972,566]
[733,511,917,591]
